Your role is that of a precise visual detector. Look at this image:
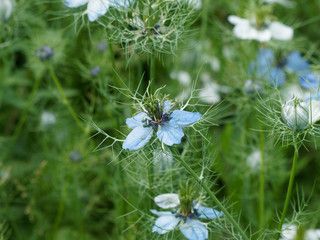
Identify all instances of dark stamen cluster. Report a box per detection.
[143,113,172,130]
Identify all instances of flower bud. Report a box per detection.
[0,0,14,22]
[36,46,54,61]
[281,98,309,130]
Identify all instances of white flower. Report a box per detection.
[228,15,293,42]
[198,73,230,104]
[65,0,130,22]
[281,99,309,130]
[281,98,320,131]
[247,150,262,170]
[0,0,14,22]
[203,55,221,72]
[41,111,56,128]
[280,224,320,240]
[170,71,191,86]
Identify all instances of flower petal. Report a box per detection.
[286,51,310,74]
[152,215,180,235]
[269,67,286,86]
[87,0,110,22]
[269,21,293,40]
[170,110,202,127]
[227,15,248,25]
[232,22,272,42]
[122,126,153,150]
[300,73,320,89]
[109,0,132,8]
[196,204,223,220]
[157,123,185,146]
[162,101,175,113]
[179,219,208,240]
[150,209,176,216]
[65,0,89,8]
[125,112,149,128]
[154,193,180,209]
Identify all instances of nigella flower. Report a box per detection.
[122,101,202,151]
[280,224,320,240]
[281,98,320,131]
[65,0,131,22]
[228,15,293,42]
[0,0,14,22]
[300,73,320,89]
[250,48,310,86]
[151,193,223,240]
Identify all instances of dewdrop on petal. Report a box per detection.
[281,98,309,131]
[0,0,14,22]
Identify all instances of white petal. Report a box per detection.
[122,126,153,150]
[125,112,149,129]
[179,219,208,240]
[233,23,272,42]
[305,229,320,240]
[227,15,249,25]
[270,21,293,40]
[150,209,176,216]
[154,193,180,209]
[199,81,221,104]
[65,0,89,8]
[87,0,110,22]
[308,100,320,124]
[152,215,180,235]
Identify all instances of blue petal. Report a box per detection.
[196,205,223,220]
[152,215,180,235]
[65,0,88,8]
[286,51,310,74]
[126,112,149,128]
[122,126,153,150]
[257,48,275,67]
[300,73,320,89]
[268,67,286,87]
[162,101,174,113]
[249,48,275,79]
[170,110,202,127]
[179,219,208,240]
[87,0,110,22]
[157,123,184,146]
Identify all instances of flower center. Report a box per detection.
[143,113,172,130]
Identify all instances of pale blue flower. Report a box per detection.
[122,101,202,151]
[300,73,320,89]
[249,48,310,87]
[151,194,223,240]
[65,0,131,22]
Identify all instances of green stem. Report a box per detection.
[1,77,43,162]
[51,175,71,240]
[200,0,209,45]
[149,50,155,93]
[175,154,249,240]
[148,161,154,209]
[275,147,299,240]
[108,43,124,89]
[48,66,86,133]
[259,124,265,232]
